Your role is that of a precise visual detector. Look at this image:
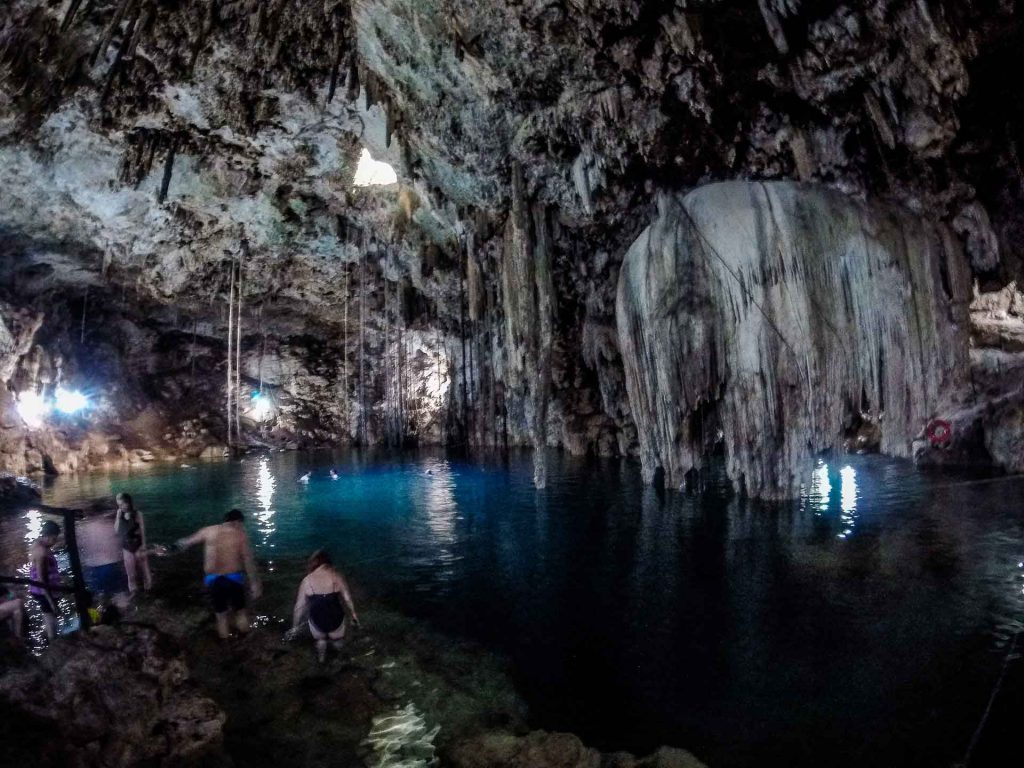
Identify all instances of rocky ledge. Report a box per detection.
[0,623,226,768]
[1,592,709,768]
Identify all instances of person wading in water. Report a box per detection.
[114,492,152,594]
[287,549,359,662]
[29,520,63,643]
[165,509,262,639]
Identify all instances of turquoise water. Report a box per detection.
[4,449,1024,767]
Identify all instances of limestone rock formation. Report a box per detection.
[0,1,1022,493]
[0,624,226,767]
[446,730,707,768]
[617,181,973,497]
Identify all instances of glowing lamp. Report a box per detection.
[251,391,273,421]
[16,391,50,429]
[55,387,89,415]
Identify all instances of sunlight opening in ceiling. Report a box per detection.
[352,147,397,187]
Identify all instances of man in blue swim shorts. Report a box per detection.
[78,506,129,609]
[166,509,262,639]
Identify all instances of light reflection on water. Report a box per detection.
[0,450,1022,767]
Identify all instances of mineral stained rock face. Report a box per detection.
[617,181,973,498]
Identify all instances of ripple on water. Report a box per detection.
[363,703,440,768]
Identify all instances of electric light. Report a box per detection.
[16,391,50,430]
[251,391,273,421]
[54,387,89,415]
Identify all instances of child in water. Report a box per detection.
[287,549,360,662]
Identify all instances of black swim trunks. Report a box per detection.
[206,573,246,613]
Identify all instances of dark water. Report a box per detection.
[4,450,1024,767]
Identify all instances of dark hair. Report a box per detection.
[307,549,332,574]
[40,520,61,537]
[116,492,135,511]
[224,508,244,523]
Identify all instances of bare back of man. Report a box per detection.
[173,510,261,639]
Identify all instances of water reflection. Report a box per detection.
[419,462,456,543]
[809,461,832,512]
[23,508,42,543]
[413,462,460,584]
[252,457,277,570]
[838,465,858,539]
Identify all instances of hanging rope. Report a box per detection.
[960,630,1020,768]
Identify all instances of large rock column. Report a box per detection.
[616,181,973,498]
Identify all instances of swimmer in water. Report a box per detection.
[298,472,311,484]
[329,470,339,480]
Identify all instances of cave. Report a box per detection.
[2,2,1024,767]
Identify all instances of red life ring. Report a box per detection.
[926,419,953,445]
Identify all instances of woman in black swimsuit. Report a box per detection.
[289,549,360,662]
[114,492,152,593]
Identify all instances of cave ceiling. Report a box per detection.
[1,0,1022,325]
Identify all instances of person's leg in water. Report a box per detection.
[327,618,347,654]
[34,596,56,642]
[214,610,231,640]
[0,598,23,638]
[123,549,138,594]
[138,552,153,591]
[234,609,251,635]
[308,621,328,663]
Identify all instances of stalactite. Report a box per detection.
[226,259,235,448]
[459,239,469,443]
[190,317,198,387]
[79,288,88,344]
[358,234,366,445]
[384,273,392,446]
[235,259,244,444]
[344,52,359,102]
[397,280,406,445]
[124,1,153,59]
[189,0,217,73]
[617,181,972,498]
[93,0,138,66]
[157,137,178,204]
[327,15,345,104]
[342,262,350,437]
[531,204,555,488]
[99,2,142,107]
[502,162,555,485]
[61,0,85,33]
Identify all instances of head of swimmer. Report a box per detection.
[39,520,61,546]
[224,508,245,525]
[306,548,332,574]
[116,492,135,514]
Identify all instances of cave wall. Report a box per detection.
[1,1,1022,492]
[617,180,973,497]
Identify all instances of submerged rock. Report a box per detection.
[617,181,973,498]
[446,730,708,768]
